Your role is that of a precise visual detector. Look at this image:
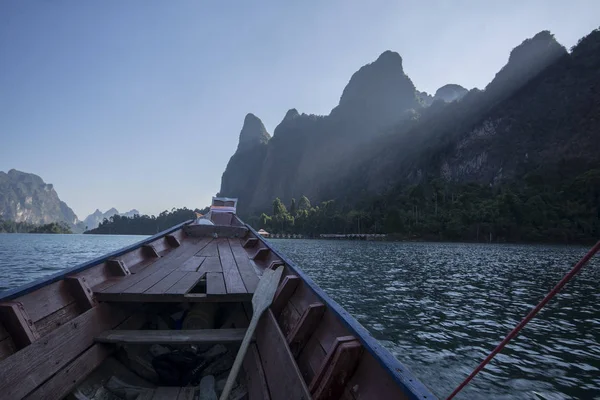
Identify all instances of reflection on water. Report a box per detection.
[0,234,147,292]
[271,239,600,399]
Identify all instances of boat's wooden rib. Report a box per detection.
[0,302,39,349]
[287,302,326,357]
[95,328,248,345]
[64,276,97,311]
[271,274,300,317]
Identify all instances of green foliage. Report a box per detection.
[289,198,296,216]
[272,198,287,216]
[84,207,203,235]
[0,219,37,233]
[250,169,599,244]
[28,222,72,234]
[298,195,311,211]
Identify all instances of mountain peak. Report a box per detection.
[237,113,271,152]
[486,30,567,97]
[331,50,418,134]
[283,108,300,121]
[434,84,468,102]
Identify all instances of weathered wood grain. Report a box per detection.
[144,271,188,294]
[35,301,81,338]
[297,334,327,384]
[0,304,128,400]
[0,337,16,361]
[198,256,222,275]
[309,336,357,392]
[65,276,97,311]
[17,280,76,322]
[312,340,362,400]
[197,239,218,257]
[254,310,311,400]
[229,239,260,293]
[95,328,247,345]
[165,272,203,295]
[0,301,40,349]
[218,240,247,294]
[206,272,227,295]
[287,303,326,357]
[243,343,271,400]
[271,275,300,317]
[180,255,206,272]
[23,344,112,400]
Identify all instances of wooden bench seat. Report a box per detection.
[95,328,248,345]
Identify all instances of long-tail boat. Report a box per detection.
[0,197,436,400]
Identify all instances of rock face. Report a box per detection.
[236,113,271,152]
[83,208,141,230]
[0,169,79,225]
[434,84,468,102]
[219,29,599,215]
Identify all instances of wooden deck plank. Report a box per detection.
[197,256,222,275]
[144,271,188,294]
[255,310,311,400]
[95,292,253,303]
[197,239,218,257]
[100,238,203,294]
[0,304,129,400]
[218,239,247,294]
[165,272,203,295]
[206,272,226,295]
[229,238,260,293]
[180,255,206,272]
[95,328,247,345]
[122,268,175,294]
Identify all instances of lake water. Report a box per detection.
[271,239,600,400]
[0,235,599,399]
[0,233,147,292]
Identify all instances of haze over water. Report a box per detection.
[0,235,598,398]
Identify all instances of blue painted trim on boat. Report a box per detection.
[247,224,438,400]
[0,220,193,302]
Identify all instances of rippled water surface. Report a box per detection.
[0,234,147,292]
[272,239,600,400]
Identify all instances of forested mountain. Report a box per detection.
[85,207,208,235]
[220,29,600,243]
[83,208,140,230]
[0,169,79,226]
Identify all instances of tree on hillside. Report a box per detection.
[298,195,311,211]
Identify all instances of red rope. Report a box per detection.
[446,240,600,400]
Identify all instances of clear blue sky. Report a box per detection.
[1,1,598,219]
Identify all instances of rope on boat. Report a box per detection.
[446,240,600,400]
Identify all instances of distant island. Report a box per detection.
[84,207,208,235]
[29,222,72,234]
